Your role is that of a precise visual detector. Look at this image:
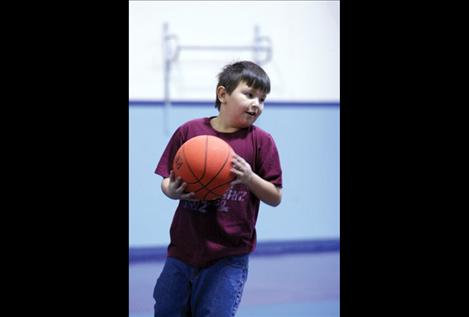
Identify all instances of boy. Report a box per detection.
[153,60,282,317]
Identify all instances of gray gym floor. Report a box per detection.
[129,251,339,317]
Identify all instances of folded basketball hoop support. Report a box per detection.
[162,22,272,134]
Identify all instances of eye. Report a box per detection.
[246,92,254,98]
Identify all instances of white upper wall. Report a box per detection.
[129,1,340,102]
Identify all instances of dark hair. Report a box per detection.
[215,61,271,110]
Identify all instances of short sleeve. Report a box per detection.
[255,132,282,188]
[155,127,185,178]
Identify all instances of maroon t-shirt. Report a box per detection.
[155,117,282,267]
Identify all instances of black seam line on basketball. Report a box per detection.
[192,137,229,194]
[202,135,208,181]
[193,170,235,199]
[202,176,237,200]
[203,189,220,200]
[204,177,237,198]
[192,161,230,195]
[208,176,237,192]
[193,175,236,200]
[181,141,203,184]
[192,175,235,195]
[194,142,231,193]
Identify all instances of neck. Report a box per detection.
[210,116,239,133]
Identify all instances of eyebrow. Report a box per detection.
[245,87,267,98]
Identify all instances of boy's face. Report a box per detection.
[219,81,267,128]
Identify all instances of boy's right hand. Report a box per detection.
[166,170,197,201]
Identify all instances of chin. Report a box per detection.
[239,121,254,128]
[247,117,259,125]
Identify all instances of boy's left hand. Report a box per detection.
[231,153,253,185]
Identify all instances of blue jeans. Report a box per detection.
[153,254,249,317]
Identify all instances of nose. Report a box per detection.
[252,99,265,114]
[252,97,261,107]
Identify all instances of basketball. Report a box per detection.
[173,135,235,200]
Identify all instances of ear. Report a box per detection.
[217,86,227,104]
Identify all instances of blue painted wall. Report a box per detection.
[129,102,339,247]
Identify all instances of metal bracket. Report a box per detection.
[162,23,273,134]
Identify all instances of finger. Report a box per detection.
[174,176,183,187]
[177,182,187,193]
[234,154,245,163]
[231,168,242,176]
[231,178,241,185]
[172,181,185,194]
[231,158,243,168]
[180,192,198,201]
[233,159,247,171]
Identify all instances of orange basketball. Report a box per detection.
[173,135,235,200]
